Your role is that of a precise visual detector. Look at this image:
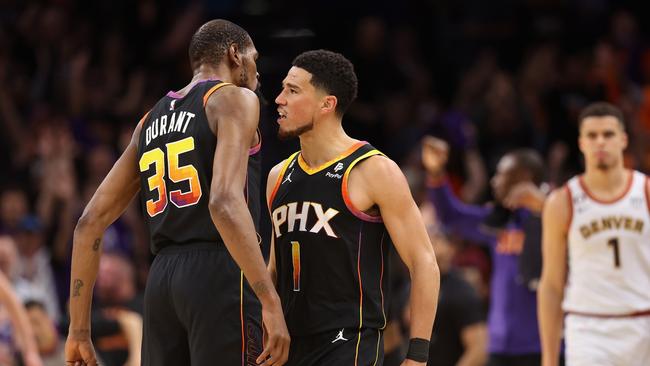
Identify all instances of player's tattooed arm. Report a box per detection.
[92,238,101,251]
[72,279,84,297]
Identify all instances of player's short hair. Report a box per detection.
[292,50,358,116]
[578,102,625,131]
[188,19,251,70]
[509,148,545,185]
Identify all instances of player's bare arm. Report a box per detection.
[66,121,143,366]
[0,271,43,366]
[266,160,286,286]
[349,155,440,364]
[538,187,570,366]
[206,86,289,366]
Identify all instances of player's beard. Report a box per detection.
[278,121,314,141]
[596,161,609,170]
[596,155,615,171]
[239,60,256,91]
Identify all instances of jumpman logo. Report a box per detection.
[282,170,293,185]
[331,329,348,343]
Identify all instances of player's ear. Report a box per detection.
[228,43,242,67]
[321,95,338,114]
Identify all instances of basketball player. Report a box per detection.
[65,20,289,366]
[267,49,440,365]
[539,102,650,366]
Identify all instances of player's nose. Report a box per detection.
[275,92,285,105]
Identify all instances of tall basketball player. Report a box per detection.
[539,102,650,366]
[267,49,439,365]
[65,20,289,366]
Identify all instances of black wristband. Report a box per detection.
[405,337,429,362]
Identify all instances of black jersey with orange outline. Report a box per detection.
[137,80,261,254]
[269,141,392,337]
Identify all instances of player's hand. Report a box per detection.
[503,181,545,213]
[256,299,290,366]
[65,333,99,366]
[22,350,43,366]
[421,136,449,177]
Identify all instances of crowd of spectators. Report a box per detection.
[1,0,650,364]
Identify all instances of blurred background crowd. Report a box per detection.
[1,0,650,365]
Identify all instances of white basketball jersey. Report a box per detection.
[563,170,650,315]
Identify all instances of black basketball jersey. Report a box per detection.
[269,141,392,336]
[137,80,262,254]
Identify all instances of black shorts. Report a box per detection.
[142,243,262,366]
[286,327,383,366]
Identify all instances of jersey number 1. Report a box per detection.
[291,241,301,292]
[607,237,621,268]
[139,137,202,217]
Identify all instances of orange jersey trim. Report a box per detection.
[268,152,300,209]
[566,308,650,318]
[202,82,234,107]
[137,110,151,128]
[342,150,384,223]
[565,184,573,231]
[578,170,633,204]
[297,141,367,175]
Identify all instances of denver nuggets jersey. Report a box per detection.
[563,170,650,315]
[269,142,392,336]
[137,80,261,254]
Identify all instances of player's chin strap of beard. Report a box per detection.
[405,338,430,362]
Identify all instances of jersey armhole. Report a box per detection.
[202,82,234,107]
[249,129,262,156]
[565,184,573,232]
[341,150,384,223]
[134,110,151,150]
[137,110,151,128]
[268,152,300,209]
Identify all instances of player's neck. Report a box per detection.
[298,120,358,168]
[182,64,232,93]
[583,164,628,193]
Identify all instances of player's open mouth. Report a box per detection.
[277,111,287,123]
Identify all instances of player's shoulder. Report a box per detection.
[205,84,259,111]
[349,153,413,203]
[267,152,300,190]
[545,184,572,214]
[269,159,288,180]
[351,153,401,182]
[632,169,649,182]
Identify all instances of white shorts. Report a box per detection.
[565,314,650,366]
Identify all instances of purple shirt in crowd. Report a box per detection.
[428,182,540,355]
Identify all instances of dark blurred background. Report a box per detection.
[1,0,650,365]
